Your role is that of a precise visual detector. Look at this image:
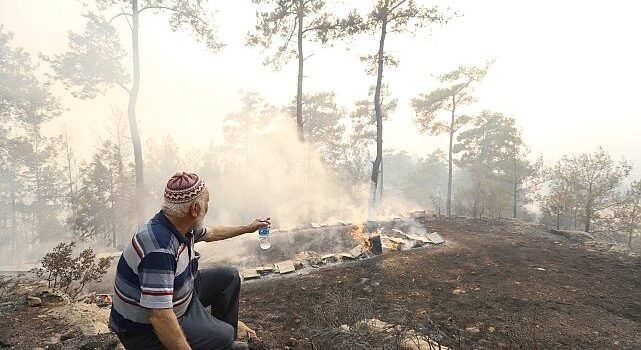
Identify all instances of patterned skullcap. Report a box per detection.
[164,172,206,204]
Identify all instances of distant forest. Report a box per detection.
[1,1,639,265]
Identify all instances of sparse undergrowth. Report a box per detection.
[31,242,113,300]
[0,274,20,302]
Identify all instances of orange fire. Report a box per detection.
[350,224,372,252]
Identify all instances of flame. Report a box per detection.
[350,224,372,252]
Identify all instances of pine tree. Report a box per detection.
[0,27,64,263]
[71,140,135,247]
[48,1,222,224]
[411,62,492,217]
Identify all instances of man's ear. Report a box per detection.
[190,202,199,218]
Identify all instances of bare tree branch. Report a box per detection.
[117,83,131,94]
[121,6,133,30]
[138,5,207,25]
[389,0,409,14]
[107,12,132,25]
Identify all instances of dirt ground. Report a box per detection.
[239,218,641,350]
[1,218,640,349]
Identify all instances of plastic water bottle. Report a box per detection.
[258,219,271,249]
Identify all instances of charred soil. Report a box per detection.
[2,218,640,349]
[240,218,641,349]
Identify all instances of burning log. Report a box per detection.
[350,224,382,255]
[349,245,367,259]
[368,235,382,255]
[350,224,369,249]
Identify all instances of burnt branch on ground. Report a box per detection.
[307,290,375,328]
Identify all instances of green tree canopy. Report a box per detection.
[546,147,631,232]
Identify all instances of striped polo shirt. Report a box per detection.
[108,211,206,333]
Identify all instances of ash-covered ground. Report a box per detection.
[240,217,641,349]
[1,217,640,349]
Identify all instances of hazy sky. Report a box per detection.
[1,0,640,176]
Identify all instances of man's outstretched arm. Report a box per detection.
[149,308,191,350]
[201,218,271,242]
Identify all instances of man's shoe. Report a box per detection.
[229,340,249,350]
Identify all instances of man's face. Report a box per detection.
[203,188,210,215]
[192,188,210,230]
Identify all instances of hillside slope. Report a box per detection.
[240,218,641,350]
[1,218,639,349]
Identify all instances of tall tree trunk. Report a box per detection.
[513,162,518,219]
[584,187,593,233]
[0,181,5,232]
[64,131,76,234]
[447,94,455,218]
[511,136,518,218]
[513,181,518,218]
[245,114,250,165]
[115,118,125,178]
[10,166,19,263]
[378,159,383,202]
[296,0,304,143]
[129,0,144,224]
[368,0,388,219]
[110,172,116,248]
[33,127,41,243]
[628,206,637,249]
[556,206,561,230]
[115,126,125,247]
[296,0,309,217]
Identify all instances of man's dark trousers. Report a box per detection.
[117,267,241,350]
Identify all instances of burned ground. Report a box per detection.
[240,218,641,349]
[1,218,640,349]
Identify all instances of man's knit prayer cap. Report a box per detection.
[164,172,206,204]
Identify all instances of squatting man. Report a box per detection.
[109,172,270,350]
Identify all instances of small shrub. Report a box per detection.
[32,242,113,299]
[0,274,20,301]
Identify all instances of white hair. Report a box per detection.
[161,192,206,218]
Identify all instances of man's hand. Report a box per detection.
[148,308,191,350]
[246,218,271,233]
